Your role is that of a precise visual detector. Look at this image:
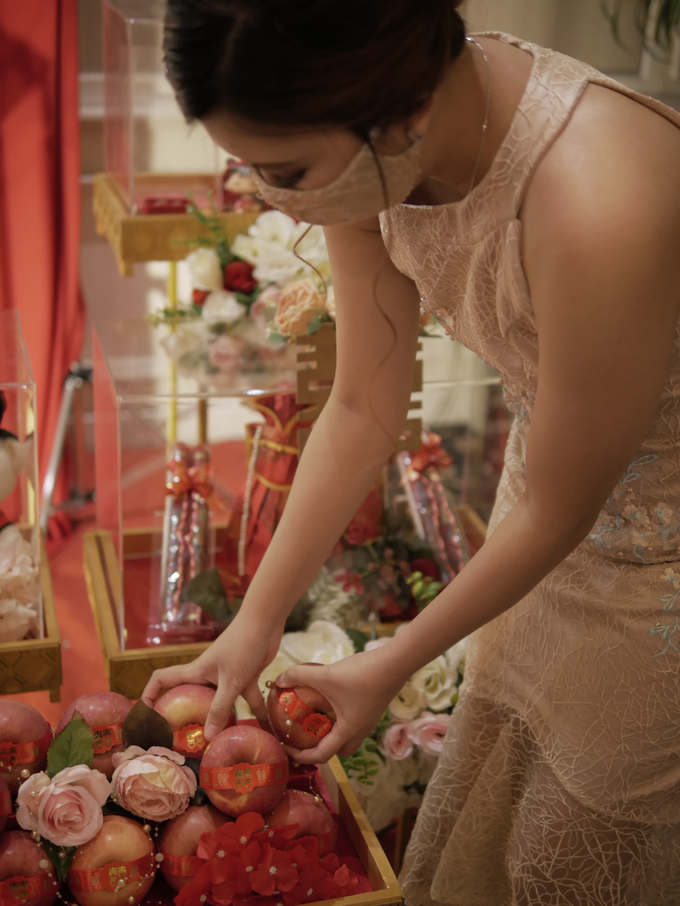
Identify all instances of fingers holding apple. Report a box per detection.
[153,684,235,761]
[266,667,337,750]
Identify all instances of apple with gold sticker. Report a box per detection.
[200,725,288,817]
[153,684,235,761]
[68,815,155,906]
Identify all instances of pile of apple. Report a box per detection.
[0,675,339,906]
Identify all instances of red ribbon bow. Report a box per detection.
[410,432,453,475]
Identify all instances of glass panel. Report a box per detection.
[0,311,43,641]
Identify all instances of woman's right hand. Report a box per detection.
[141,614,284,740]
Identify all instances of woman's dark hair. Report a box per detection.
[164,0,467,137]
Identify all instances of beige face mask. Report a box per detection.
[252,134,423,226]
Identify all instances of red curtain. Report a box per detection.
[0,0,84,494]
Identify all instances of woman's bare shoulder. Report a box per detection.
[522,81,680,287]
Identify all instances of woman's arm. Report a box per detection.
[279,93,680,761]
[142,216,422,733]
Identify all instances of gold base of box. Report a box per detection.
[83,528,212,700]
[0,538,62,703]
[92,173,261,276]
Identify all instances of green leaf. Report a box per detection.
[304,313,329,336]
[122,700,174,751]
[346,627,369,653]
[180,569,234,624]
[40,840,76,884]
[47,716,94,777]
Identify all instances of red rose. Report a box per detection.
[224,260,257,294]
[410,558,441,581]
[192,288,210,306]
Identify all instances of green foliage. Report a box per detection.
[122,700,174,751]
[602,0,680,50]
[406,571,444,611]
[40,839,76,884]
[347,627,370,653]
[47,716,94,777]
[180,568,235,625]
[340,736,384,786]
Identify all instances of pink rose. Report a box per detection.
[16,772,51,830]
[274,279,326,337]
[111,746,197,822]
[17,765,111,847]
[407,712,451,757]
[379,722,414,761]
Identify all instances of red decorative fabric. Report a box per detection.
[0,1,84,499]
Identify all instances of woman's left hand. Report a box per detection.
[274,647,405,764]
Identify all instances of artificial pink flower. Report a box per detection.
[379,722,414,761]
[17,765,111,847]
[407,711,451,757]
[111,745,196,821]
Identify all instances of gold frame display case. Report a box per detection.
[97,0,261,276]
[0,311,62,702]
[85,318,507,698]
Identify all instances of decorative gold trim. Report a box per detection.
[92,173,260,277]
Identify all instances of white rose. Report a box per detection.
[186,248,223,291]
[201,291,246,326]
[0,598,37,642]
[353,757,421,833]
[291,223,328,265]
[230,235,280,267]
[257,652,296,699]
[249,210,298,248]
[411,656,457,712]
[388,679,426,720]
[279,620,354,665]
[0,526,39,605]
[444,638,468,676]
[160,321,207,363]
[254,250,309,286]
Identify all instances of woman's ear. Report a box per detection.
[409,94,435,139]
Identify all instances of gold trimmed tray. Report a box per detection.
[0,538,62,703]
[93,173,260,276]
[315,757,403,906]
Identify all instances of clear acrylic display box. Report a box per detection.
[103,0,223,214]
[88,319,509,695]
[0,311,42,639]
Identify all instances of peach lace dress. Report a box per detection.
[380,34,680,906]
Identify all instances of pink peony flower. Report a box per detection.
[111,745,197,822]
[407,712,451,757]
[17,765,111,847]
[379,722,414,761]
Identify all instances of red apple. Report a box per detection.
[0,830,59,906]
[68,815,155,906]
[265,789,336,853]
[0,701,52,796]
[200,725,288,817]
[158,803,231,891]
[267,674,336,750]
[153,684,235,761]
[55,692,133,780]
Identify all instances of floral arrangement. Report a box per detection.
[152,209,336,385]
[176,813,359,906]
[0,525,40,642]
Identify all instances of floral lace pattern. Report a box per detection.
[382,33,680,906]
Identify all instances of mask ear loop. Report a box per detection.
[292,225,328,298]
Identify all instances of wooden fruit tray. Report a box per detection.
[0,538,62,702]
